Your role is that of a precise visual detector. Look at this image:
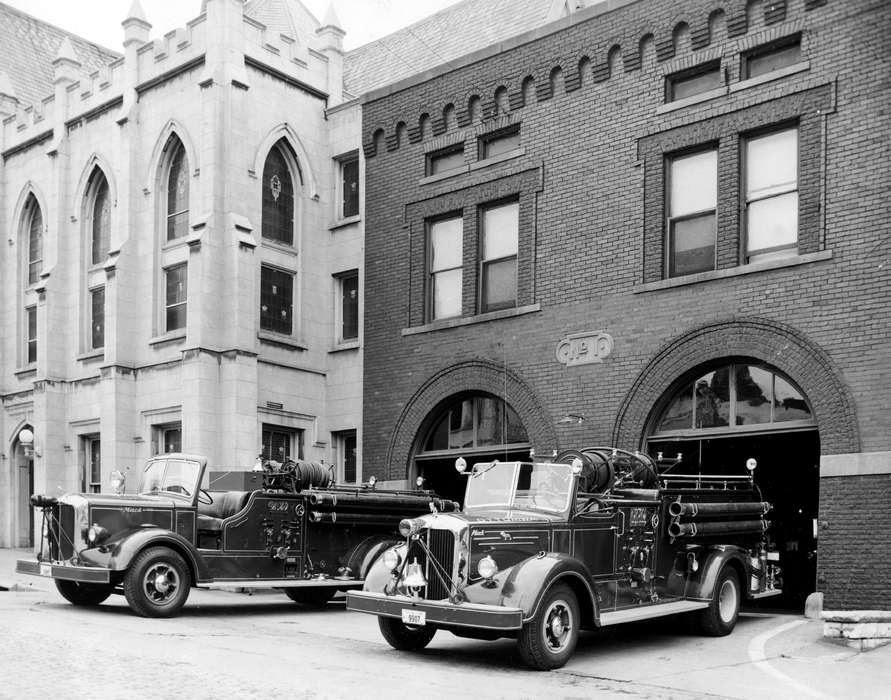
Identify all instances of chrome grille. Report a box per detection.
[407,529,455,601]
[48,504,76,560]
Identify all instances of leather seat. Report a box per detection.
[197,491,252,532]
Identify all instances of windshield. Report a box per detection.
[139,458,202,498]
[463,461,575,513]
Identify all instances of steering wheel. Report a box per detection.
[198,489,214,505]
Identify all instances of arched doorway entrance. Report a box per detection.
[646,362,818,609]
[413,393,531,503]
[12,426,35,548]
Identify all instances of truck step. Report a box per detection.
[197,578,364,590]
[599,600,708,626]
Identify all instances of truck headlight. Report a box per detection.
[477,555,498,580]
[399,518,423,538]
[87,524,109,545]
[382,549,402,571]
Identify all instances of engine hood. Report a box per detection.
[411,508,563,534]
[58,492,180,509]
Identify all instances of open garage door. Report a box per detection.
[646,363,819,610]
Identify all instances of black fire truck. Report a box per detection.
[16,453,457,617]
[346,448,782,670]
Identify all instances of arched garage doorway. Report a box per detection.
[645,362,818,608]
[413,393,531,503]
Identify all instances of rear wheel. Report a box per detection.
[698,567,741,636]
[123,547,191,618]
[378,616,436,651]
[517,583,579,670]
[284,587,335,607]
[55,579,113,606]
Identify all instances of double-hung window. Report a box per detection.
[165,264,187,332]
[744,127,799,263]
[743,35,802,80]
[90,287,105,350]
[666,61,723,102]
[260,266,294,335]
[667,149,717,277]
[427,215,463,320]
[427,146,464,176]
[338,154,359,219]
[335,270,359,343]
[480,200,519,312]
[26,306,37,364]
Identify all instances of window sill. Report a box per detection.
[730,61,810,94]
[258,332,307,351]
[634,250,833,293]
[77,349,104,363]
[418,147,526,186]
[161,238,189,253]
[149,330,186,346]
[260,238,297,254]
[329,341,360,354]
[329,215,361,231]
[470,147,526,172]
[657,85,728,115]
[402,303,541,336]
[14,366,36,378]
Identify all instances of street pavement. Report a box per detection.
[2,547,889,700]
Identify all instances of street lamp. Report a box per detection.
[18,428,36,458]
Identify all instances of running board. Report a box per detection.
[599,600,708,626]
[749,589,782,599]
[197,579,363,590]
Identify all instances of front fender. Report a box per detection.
[362,541,408,592]
[500,552,597,624]
[687,545,748,600]
[93,528,208,582]
[346,535,401,580]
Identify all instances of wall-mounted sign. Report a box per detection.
[555,331,613,367]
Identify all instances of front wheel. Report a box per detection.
[123,547,191,618]
[378,616,436,651]
[55,579,114,606]
[517,583,579,670]
[284,587,334,607]
[697,567,740,636]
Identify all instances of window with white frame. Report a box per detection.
[262,424,303,461]
[82,435,101,493]
[262,140,297,246]
[333,430,357,484]
[479,200,519,313]
[666,148,717,277]
[90,287,105,350]
[744,127,799,263]
[25,306,37,365]
[338,153,359,219]
[153,423,182,454]
[25,194,43,285]
[165,138,189,242]
[427,214,463,321]
[335,270,359,343]
[260,265,294,335]
[164,264,187,332]
[88,170,111,265]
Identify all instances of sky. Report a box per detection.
[3,0,464,52]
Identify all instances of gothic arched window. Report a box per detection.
[166,138,189,241]
[25,194,43,285]
[88,170,111,265]
[261,140,296,245]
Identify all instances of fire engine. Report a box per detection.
[16,453,457,617]
[346,448,781,670]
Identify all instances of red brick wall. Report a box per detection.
[361,0,891,609]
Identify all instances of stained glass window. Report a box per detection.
[260,266,293,335]
[91,174,111,264]
[166,139,189,241]
[26,195,43,285]
[262,141,295,245]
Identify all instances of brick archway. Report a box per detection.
[612,318,859,455]
[385,360,557,481]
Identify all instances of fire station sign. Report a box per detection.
[556,331,613,367]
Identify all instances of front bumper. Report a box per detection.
[346,590,524,631]
[16,559,112,584]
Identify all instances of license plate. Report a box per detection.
[401,608,426,626]
[39,563,51,577]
